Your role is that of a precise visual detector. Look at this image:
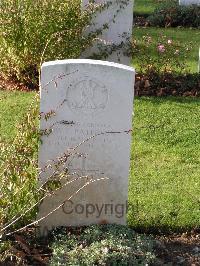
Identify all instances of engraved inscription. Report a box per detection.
[66,77,108,115]
[68,156,103,201]
[44,122,114,149]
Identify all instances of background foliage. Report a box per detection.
[148,0,200,28]
[0,0,92,87]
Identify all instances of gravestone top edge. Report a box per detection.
[42,59,135,72]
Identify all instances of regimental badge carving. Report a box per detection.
[66,77,109,115]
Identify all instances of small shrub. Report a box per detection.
[0,0,92,88]
[148,1,200,28]
[50,224,157,265]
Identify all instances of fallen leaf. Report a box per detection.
[14,234,31,254]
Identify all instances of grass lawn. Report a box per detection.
[1,91,199,232]
[132,27,200,73]
[134,0,179,15]
[129,97,200,232]
[0,90,35,141]
[134,0,159,15]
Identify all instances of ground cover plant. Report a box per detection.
[50,225,157,265]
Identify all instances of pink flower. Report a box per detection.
[167,39,172,44]
[157,44,165,53]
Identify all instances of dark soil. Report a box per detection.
[135,72,200,97]
[155,232,200,265]
[0,75,30,92]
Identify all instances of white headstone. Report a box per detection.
[81,0,134,65]
[38,59,135,234]
[179,0,200,5]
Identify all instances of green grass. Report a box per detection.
[132,27,200,73]
[0,90,35,141]
[129,97,200,232]
[134,0,179,16]
[134,0,160,15]
[0,91,200,232]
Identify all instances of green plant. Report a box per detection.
[0,0,92,87]
[132,27,199,74]
[132,32,192,75]
[50,225,157,265]
[148,0,200,27]
[0,95,40,229]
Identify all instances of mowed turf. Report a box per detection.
[0,90,35,141]
[129,97,200,232]
[1,91,199,232]
[134,0,159,15]
[133,27,200,73]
